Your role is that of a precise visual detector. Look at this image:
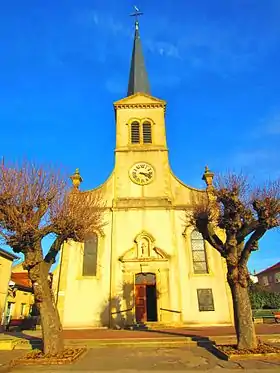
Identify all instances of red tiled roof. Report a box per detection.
[256,262,280,276]
[11,272,32,289]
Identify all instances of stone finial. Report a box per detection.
[202,165,214,187]
[70,168,83,190]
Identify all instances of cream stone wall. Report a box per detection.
[6,290,33,319]
[0,255,13,326]
[54,93,234,328]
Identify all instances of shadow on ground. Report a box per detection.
[3,331,42,350]
[120,324,227,360]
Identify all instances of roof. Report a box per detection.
[0,248,19,261]
[256,262,280,276]
[11,272,32,290]
[127,21,150,96]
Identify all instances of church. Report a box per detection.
[52,15,234,329]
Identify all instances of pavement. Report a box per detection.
[0,344,280,373]
[1,324,280,348]
[3,323,280,339]
[0,325,280,372]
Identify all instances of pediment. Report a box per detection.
[119,246,169,263]
[114,93,166,108]
[119,231,170,263]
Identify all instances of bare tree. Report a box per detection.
[0,161,105,355]
[187,169,280,350]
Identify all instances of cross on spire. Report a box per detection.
[127,6,150,96]
[130,5,144,26]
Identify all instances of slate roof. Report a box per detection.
[127,21,150,96]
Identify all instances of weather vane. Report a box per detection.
[130,5,143,23]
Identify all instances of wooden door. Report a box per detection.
[135,284,147,323]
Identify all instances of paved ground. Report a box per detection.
[0,345,280,373]
[62,324,280,339]
[5,323,280,341]
[1,326,280,372]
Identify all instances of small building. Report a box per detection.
[0,248,18,329]
[256,262,280,293]
[6,269,34,321]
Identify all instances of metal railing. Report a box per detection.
[160,308,181,314]
[111,308,133,316]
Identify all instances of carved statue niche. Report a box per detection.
[139,237,150,257]
[118,231,170,263]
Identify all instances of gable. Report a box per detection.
[119,246,169,263]
[114,93,166,108]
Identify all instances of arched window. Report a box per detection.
[131,121,140,144]
[191,230,208,274]
[142,121,152,144]
[83,233,98,276]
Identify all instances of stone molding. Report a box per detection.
[114,103,166,110]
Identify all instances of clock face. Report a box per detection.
[129,162,155,185]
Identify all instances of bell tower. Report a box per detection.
[113,10,170,200]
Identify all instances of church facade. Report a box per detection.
[53,19,233,329]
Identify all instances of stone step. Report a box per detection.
[0,335,197,350]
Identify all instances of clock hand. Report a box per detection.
[139,172,151,178]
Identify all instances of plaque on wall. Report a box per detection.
[197,289,215,311]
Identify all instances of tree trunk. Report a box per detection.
[229,280,258,349]
[26,252,64,355]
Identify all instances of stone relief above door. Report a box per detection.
[119,231,170,263]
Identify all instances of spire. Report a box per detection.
[127,7,150,96]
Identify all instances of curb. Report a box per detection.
[65,337,197,347]
[0,336,197,350]
[1,333,279,351]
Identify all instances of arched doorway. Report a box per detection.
[135,273,157,323]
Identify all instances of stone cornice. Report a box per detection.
[115,146,168,153]
[114,103,166,110]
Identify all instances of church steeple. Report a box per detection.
[127,9,150,96]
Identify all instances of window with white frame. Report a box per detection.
[20,303,26,316]
[191,230,209,274]
[262,276,268,286]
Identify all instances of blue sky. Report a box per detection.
[0,0,279,273]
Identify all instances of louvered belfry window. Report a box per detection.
[143,122,152,143]
[191,230,209,274]
[131,121,140,144]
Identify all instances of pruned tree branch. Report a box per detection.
[0,161,106,264]
[240,226,266,266]
[44,236,65,270]
[186,172,280,275]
